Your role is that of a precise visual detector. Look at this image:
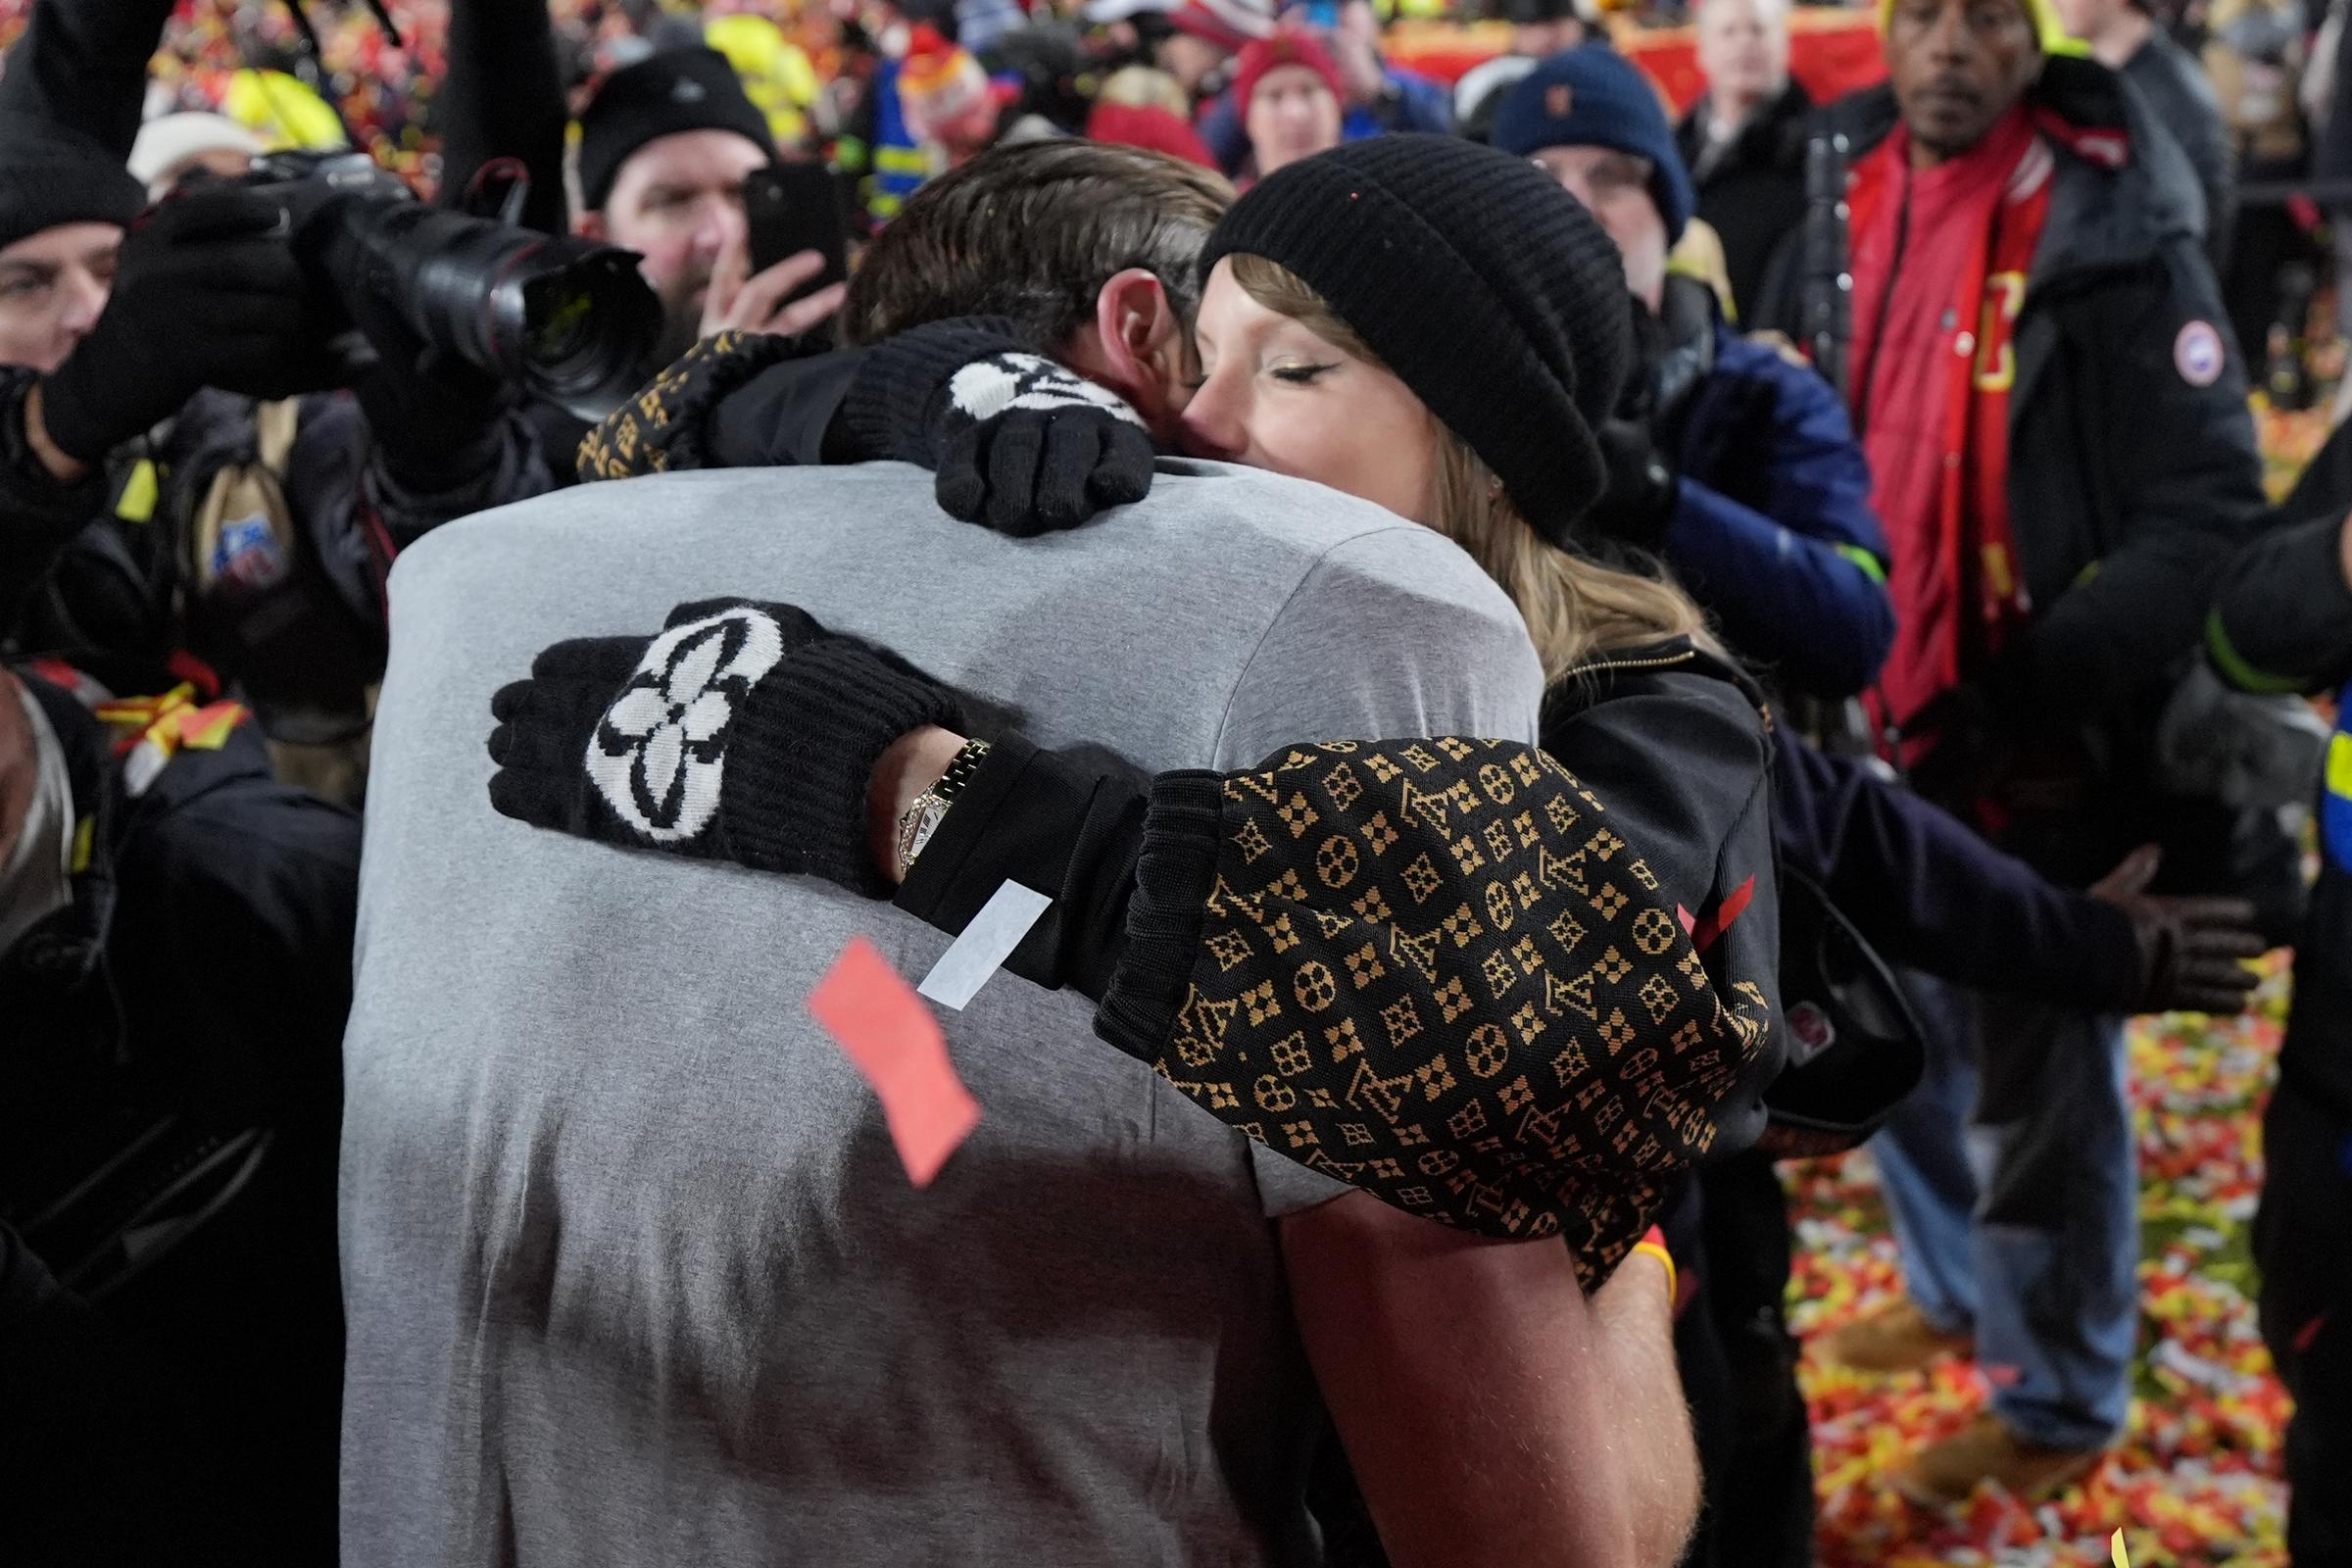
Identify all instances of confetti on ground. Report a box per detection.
[1789,956,2296,1568]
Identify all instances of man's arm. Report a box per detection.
[434,0,571,234]
[0,0,175,155]
[2207,504,2352,696]
[1666,347,1892,697]
[1281,1192,1695,1568]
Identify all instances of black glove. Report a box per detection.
[842,316,1156,536]
[38,183,343,465]
[486,598,963,896]
[346,289,517,492]
[2088,845,2266,1015]
[1583,417,1680,553]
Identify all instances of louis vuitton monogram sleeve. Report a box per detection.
[1086,731,1776,1283]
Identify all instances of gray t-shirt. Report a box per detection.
[340,461,1544,1568]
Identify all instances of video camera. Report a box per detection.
[245,150,662,421]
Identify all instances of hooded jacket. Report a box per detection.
[1645,276,1893,701]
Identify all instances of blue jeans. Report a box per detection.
[1869,973,2136,1451]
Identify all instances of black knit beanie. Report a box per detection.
[1199,134,1633,548]
[0,113,146,254]
[576,47,779,212]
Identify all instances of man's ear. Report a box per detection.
[1083,267,1192,430]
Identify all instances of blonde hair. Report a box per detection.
[1228,254,1711,680]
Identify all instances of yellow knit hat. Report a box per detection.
[1877,0,2089,57]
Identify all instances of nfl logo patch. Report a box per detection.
[1545,83,1573,119]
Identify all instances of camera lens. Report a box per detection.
[326,198,662,422]
[502,248,662,417]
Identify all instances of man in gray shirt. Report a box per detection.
[341,142,1693,1567]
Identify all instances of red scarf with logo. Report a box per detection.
[1847,105,2051,736]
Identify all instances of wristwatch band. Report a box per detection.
[895,737,992,877]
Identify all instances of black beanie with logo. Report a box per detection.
[576,47,779,212]
[1200,133,1634,549]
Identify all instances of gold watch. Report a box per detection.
[895,738,992,878]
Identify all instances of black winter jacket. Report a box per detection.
[1676,78,1813,323]
[2210,429,2352,1118]
[1762,57,2270,889]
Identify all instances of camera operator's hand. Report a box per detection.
[344,285,516,493]
[486,598,962,897]
[37,184,342,465]
[2087,844,2266,1014]
[1583,417,1680,553]
[699,230,847,342]
[841,318,1156,536]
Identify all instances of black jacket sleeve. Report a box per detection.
[1770,737,2145,1008]
[353,403,555,555]
[894,733,1152,1004]
[0,0,174,155]
[2208,506,2352,697]
[432,0,571,234]
[576,333,861,482]
[2004,240,2267,731]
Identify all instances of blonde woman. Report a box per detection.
[489,138,1782,1281]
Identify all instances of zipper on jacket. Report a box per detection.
[1568,647,1700,681]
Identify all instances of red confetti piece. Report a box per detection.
[808,938,980,1189]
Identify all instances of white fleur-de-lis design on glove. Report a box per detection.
[947,354,1147,427]
[586,606,786,842]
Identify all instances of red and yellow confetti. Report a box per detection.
[1790,956,2296,1568]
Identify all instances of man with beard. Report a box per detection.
[492,45,848,477]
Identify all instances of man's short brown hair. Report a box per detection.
[839,140,1234,351]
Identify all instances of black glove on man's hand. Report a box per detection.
[842,316,1156,536]
[1584,417,1680,553]
[348,294,517,492]
[487,598,964,896]
[2088,845,2266,1015]
[38,183,342,465]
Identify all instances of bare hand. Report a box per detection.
[699,231,848,341]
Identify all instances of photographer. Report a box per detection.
[0,0,554,748]
[431,11,852,478]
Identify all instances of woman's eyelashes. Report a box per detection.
[1269,361,1341,386]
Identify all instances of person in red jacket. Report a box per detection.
[1794,0,2271,1510]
